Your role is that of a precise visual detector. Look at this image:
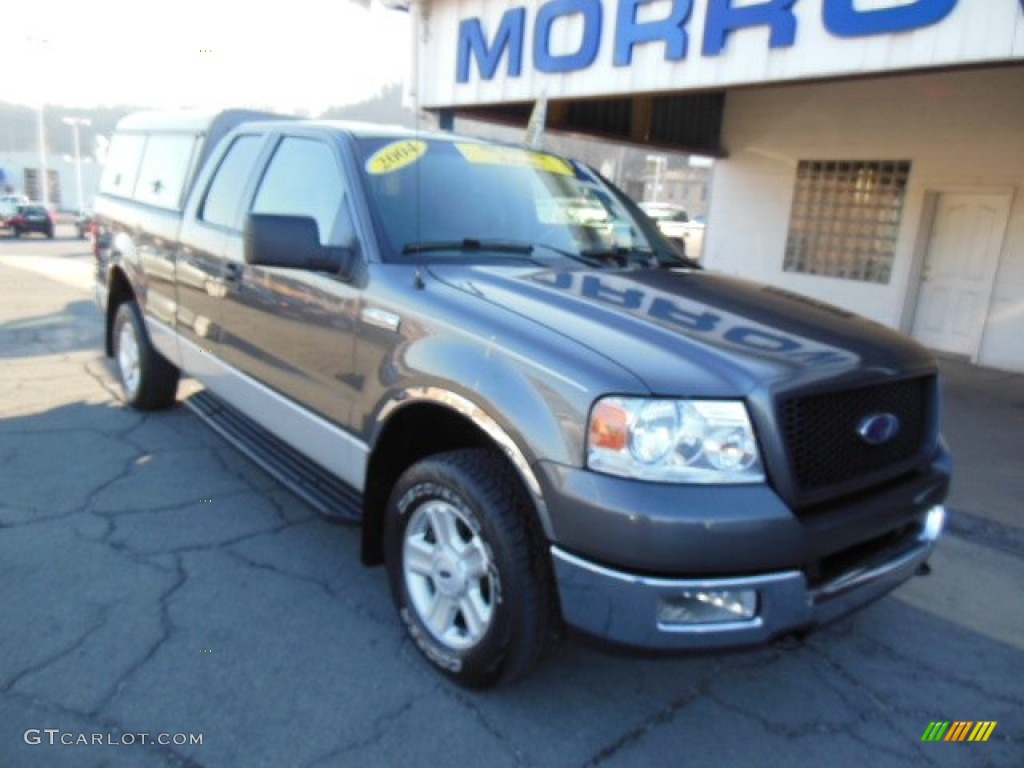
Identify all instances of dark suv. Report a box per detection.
[9,203,55,238]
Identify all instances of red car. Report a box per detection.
[9,203,55,238]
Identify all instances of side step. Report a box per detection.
[184,389,362,523]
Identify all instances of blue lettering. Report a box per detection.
[702,0,797,56]
[534,0,602,74]
[455,0,965,83]
[786,350,851,366]
[724,327,800,353]
[533,271,575,289]
[649,298,719,332]
[456,8,526,83]
[581,275,644,309]
[613,0,693,67]
[823,0,958,38]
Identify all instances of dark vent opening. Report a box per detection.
[805,520,921,589]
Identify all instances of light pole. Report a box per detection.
[26,36,51,206]
[36,104,49,207]
[62,117,91,213]
[646,154,667,202]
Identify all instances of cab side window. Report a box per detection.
[134,134,199,210]
[251,137,344,245]
[100,133,146,198]
[201,135,264,231]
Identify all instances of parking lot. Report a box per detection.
[1,232,1021,767]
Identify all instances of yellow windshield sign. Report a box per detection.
[455,143,573,176]
[366,140,427,175]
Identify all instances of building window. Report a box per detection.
[24,169,61,206]
[783,160,910,284]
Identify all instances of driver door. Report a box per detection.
[218,134,361,429]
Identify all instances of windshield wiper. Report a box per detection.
[579,246,657,268]
[402,239,535,256]
[572,245,699,270]
[525,242,605,269]
[531,240,698,270]
[401,239,699,271]
[590,246,701,270]
[531,242,672,270]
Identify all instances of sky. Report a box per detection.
[6,0,412,114]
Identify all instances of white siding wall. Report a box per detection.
[0,152,102,211]
[704,66,1024,372]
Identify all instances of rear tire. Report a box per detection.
[112,300,180,410]
[385,449,554,688]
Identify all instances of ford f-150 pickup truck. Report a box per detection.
[93,109,950,687]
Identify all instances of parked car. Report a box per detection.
[639,202,705,260]
[639,202,689,236]
[8,203,55,238]
[0,193,30,229]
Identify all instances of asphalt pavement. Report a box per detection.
[1,232,1021,767]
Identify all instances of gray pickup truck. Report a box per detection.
[93,109,950,687]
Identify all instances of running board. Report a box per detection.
[184,389,362,523]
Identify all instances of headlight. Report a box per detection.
[587,397,764,483]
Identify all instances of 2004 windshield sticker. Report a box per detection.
[455,143,573,176]
[366,140,428,175]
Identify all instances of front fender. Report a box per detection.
[374,385,553,536]
[370,330,595,471]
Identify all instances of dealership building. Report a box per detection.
[406,0,1024,372]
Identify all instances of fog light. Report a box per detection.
[657,589,758,626]
[923,505,945,541]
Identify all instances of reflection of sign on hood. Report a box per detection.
[533,271,858,369]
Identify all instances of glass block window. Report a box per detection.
[24,168,61,206]
[783,160,911,284]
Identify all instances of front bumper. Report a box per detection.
[552,505,944,650]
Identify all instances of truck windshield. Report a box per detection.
[356,137,686,268]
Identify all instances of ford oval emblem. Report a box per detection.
[857,412,901,445]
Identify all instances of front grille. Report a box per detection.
[779,376,931,504]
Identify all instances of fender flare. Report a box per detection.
[376,386,553,538]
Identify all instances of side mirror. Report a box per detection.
[244,213,355,275]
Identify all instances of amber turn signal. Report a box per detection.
[589,400,629,451]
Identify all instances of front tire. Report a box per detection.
[385,449,554,688]
[112,300,180,410]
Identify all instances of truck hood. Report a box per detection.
[428,265,936,396]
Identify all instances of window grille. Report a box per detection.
[23,169,61,206]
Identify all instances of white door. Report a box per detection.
[911,192,1011,357]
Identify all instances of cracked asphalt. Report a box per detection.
[1,234,1022,767]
